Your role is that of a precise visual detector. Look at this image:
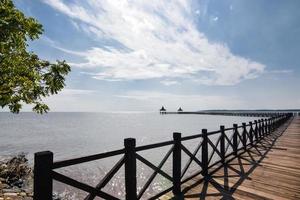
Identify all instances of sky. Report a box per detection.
[11,0,300,112]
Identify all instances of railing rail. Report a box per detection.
[33,112,293,200]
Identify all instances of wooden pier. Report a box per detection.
[163,111,294,118]
[162,116,300,200]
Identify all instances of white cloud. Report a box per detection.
[70,20,80,30]
[57,89,96,95]
[212,16,219,21]
[41,89,102,112]
[43,0,265,85]
[160,80,180,86]
[4,89,98,112]
[267,69,293,74]
[115,91,245,110]
[41,35,57,47]
[39,90,244,112]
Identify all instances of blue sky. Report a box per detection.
[13,0,300,112]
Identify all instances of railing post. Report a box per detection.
[172,132,182,196]
[202,129,208,177]
[249,122,254,145]
[233,124,238,155]
[264,119,268,136]
[258,119,262,139]
[220,126,225,163]
[262,119,265,137]
[242,123,247,150]
[267,118,271,135]
[124,138,137,200]
[254,120,258,141]
[261,119,265,137]
[34,151,53,200]
[270,118,274,132]
[264,118,267,136]
[261,119,264,138]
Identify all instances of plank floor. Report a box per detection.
[161,116,300,200]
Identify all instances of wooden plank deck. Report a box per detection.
[161,116,300,200]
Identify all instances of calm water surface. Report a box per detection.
[0,112,257,160]
[0,112,257,199]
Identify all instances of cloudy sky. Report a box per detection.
[13,0,300,112]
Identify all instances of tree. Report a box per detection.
[0,0,71,114]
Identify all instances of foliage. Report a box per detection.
[0,0,71,114]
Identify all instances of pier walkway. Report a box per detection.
[162,116,300,200]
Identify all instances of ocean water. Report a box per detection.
[0,112,257,199]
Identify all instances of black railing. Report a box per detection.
[33,113,293,200]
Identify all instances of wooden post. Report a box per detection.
[259,119,264,139]
[260,119,263,138]
[261,119,265,137]
[270,118,273,132]
[276,116,279,128]
[220,126,225,163]
[202,129,208,177]
[272,117,275,132]
[264,119,268,136]
[263,119,267,137]
[233,124,238,155]
[242,123,247,150]
[267,118,271,135]
[258,119,262,139]
[172,132,181,196]
[254,120,258,141]
[260,119,264,137]
[34,151,53,200]
[124,138,137,200]
[249,122,254,145]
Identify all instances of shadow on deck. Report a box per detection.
[164,117,299,200]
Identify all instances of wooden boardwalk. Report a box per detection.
[162,116,300,200]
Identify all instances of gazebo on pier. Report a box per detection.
[177,107,183,112]
[160,106,166,114]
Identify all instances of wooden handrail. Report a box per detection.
[33,113,293,200]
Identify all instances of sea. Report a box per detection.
[0,112,257,199]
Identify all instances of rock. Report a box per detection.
[0,154,31,189]
[3,192,18,196]
[19,192,27,197]
[1,183,10,189]
[0,154,33,200]
[2,189,16,193]
[0,164,7,169]
[21,189,32,194]
[52,193,62,200]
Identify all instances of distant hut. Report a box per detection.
[160,106,166,114]
[178,107,183,112]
